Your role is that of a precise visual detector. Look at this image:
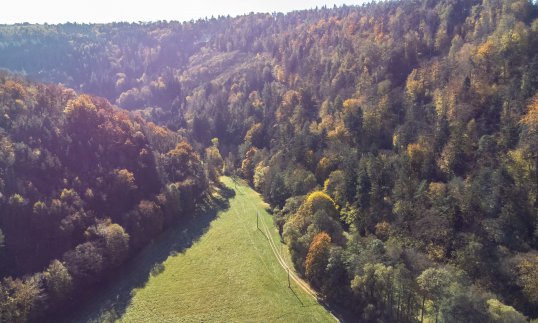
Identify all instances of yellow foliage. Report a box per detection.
[228,90,244,106]
[343,98,361,111]
[274,65,286,83]
[305,191,336,211]
[521,95,538,130]
[406,68,425,102]
[0,136,15,166]
[328,122,350,142]
[499,22,529,55]
[14,99,26,110]
[4,80,28,100]
[248,91,263,109]
[407,142,428,172]
[507,149,533,180]
[487,299,527,322]
[477,39,494,59]
[60,189,78,203]
[244,123,263,144]
[407,142,425,159]
[323,170,346,207]
[428,182,447,201]
[392,133,401,149]
[253,162,268,191]
[318,115,335,132]
[115,169,137,190]
[240,147,258,180]
[517,256,538,305]
[433,89,447,117]
[9,193,25,206]
[64,94,97,117]
[426,243,445,261]
[33,201,47,216]
[276,90,300,122]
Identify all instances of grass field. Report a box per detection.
[70,177,335,322]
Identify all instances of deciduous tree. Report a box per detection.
[305,232,331,288]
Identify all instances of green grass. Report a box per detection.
[71,177,335,322]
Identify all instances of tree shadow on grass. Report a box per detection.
[288,286,304,307]
[57,185,235,323]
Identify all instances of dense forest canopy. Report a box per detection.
[0,75,209,321]
[1,0,538,321]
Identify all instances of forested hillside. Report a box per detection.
[0,75,208,321]
[1,0,538,321]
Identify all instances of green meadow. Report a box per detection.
[72,177,335,322]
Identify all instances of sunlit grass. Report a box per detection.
[113,177,333,322]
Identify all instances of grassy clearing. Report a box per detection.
[71,177,334,322]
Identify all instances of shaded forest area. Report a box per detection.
[0,75,208,321]
[1,0,538,321]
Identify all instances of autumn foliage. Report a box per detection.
[0,0,537,320]
[305,232,331,288]
[0,76,208,321]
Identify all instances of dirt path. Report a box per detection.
[259,215,317,297]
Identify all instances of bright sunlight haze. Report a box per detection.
[0,0,361,24]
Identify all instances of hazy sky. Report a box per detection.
[0,0,362,24]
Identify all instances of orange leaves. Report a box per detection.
[166,141,198,163]
[146,121,174,150]
[305,232,331,285]
[521,95,538,131]
[477,39,494,60]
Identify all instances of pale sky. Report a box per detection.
[0,0,362,24]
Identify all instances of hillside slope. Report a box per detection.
[0,74,208,322]
[0,0,537,321]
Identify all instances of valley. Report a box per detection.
[69,178,336,322]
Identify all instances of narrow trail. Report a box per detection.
[260,214,317,298]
